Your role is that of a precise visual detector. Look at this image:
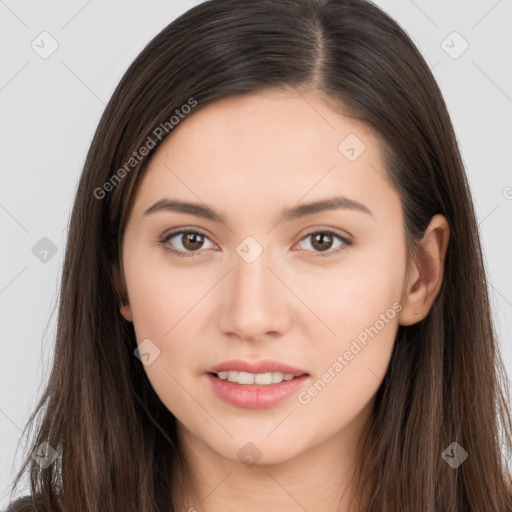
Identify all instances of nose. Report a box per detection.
[217,246,291,342]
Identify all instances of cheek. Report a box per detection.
[307,237,405,343]
[296,301,399,428]
[122,245,210,411]
[124,242,206,339]
[298,238,404,407]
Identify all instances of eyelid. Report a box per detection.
[159,228,216,258]
[159,226,353,258]
[294,227,353,257]
[296,225,352,243]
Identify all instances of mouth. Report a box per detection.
[208,370,308,385]
[205,371,310,409]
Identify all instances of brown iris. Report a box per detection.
[181,232,205,251]
[310,232,334,252]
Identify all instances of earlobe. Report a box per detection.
[112,263,133,322]
[119,302,133,323]
[399,214,450,326]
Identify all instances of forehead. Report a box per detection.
[129,88,399,227]
[165,88,377,163]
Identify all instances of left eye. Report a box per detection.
[160,229,352,258]
[295,229,352,256]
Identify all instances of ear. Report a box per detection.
[112,263,133,322]
[399,214,450,326]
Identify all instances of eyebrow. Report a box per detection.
[143,195,372,224]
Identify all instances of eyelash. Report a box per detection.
[159,228,353,258]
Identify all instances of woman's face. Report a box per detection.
[118,88,410,465]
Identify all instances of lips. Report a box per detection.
[205,373,309,408]
[205,359,309,377]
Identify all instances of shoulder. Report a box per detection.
[5,495,56,512]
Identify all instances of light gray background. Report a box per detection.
[1,0,511,506]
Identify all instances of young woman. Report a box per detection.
[7,0,512,510]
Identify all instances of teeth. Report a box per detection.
[215,370,298,385]
[271,371,284,383]
[254,372,272,385]
[238,371,255,384]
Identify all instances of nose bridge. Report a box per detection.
[219,235,288,339]
[231,236,276,311]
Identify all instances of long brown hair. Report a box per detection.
[7,0,512,510]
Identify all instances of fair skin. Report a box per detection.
[114,88,449,512]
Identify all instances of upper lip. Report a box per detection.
[206,359,309,376]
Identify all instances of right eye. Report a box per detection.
[160,229,216,257]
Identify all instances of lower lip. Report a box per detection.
[205,373,309,409]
